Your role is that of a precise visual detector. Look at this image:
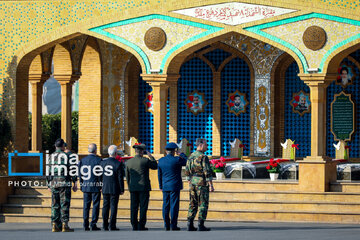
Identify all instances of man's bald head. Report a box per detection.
[88,143,97,154]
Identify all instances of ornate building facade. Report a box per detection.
[1,0,360,193]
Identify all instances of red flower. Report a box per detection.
[230,95,235,101]
[148,94,153,101]
[187,102,193,108]
[337,75,341,81]
[266,165,271,170]
[338,67,342,74]
[292,144,299,150]
[220,157,225,161]
[146,102,152,108]
[294,95,300,102]
[270,158,274,163]
[276,159,280,163]
[293,103,298,107]
[273,162,278,167]
[215,164,220,168]
[189,95,194,102]
[229,102,235,107]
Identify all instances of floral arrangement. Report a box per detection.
[266,158,281,173]
[210,157,227,173]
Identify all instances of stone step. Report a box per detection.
[2,208,360,224]
[330,182,360,193]
[7,195,360,213]
[14,187,360,202]
[14,179,300,191]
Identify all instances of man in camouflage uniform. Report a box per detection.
[184,138,214,232]
[46,138,78,232]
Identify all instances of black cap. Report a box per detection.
[165,142,179,150]
[133,143,146,150]
[55,138,65,148]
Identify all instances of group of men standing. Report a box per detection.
[47,137,214,232]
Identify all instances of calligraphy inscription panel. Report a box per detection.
[331,92,355,141]
[173,2,296,26]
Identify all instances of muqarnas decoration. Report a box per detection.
[185,90,207,115]
[290,90,311,116]
[336,63,356,88]
[143,91,154,114]
[226,90,248,115]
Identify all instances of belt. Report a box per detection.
[192,174,205,177]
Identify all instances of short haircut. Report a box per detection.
[195,138,206,147]
[235,95,241,99]
[55,138,65,148]
[108,145,117,157]
[88,143,97,153]
[166,149,175,155]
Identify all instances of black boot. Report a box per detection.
[187,220,197,231]
[198,220,211,231]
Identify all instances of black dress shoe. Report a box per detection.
[139,227,148,231]
[109,227,120,231]
[171,226,181,231]
[102,227,109,231]
[165,227,170,231]
[83,227,90,231]
[90,226,101,231]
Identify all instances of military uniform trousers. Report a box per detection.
[162,191,180,228]
[102,194,120,229]
[130,191,150,229]
[187,184,209,221]
[83,192,101,228]
[51,187,71,228]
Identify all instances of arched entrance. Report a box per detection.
[17,34,145,156]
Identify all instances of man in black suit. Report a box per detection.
[101,145,125,231]
[78,143,102,231]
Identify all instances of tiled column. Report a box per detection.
[298,74,337,192]
[56,74,79,150]
[168,76,180,143]
[29,73,48,152]
[212,72,221,157]
[142,74,170,155]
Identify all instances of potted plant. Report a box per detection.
[266,158,281,181]
[210,157,226,180]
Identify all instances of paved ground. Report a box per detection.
[0,222,359,240]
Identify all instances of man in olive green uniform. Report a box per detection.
[184,138,214,231]
[46,138,78,232]
[125,143,158,231]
